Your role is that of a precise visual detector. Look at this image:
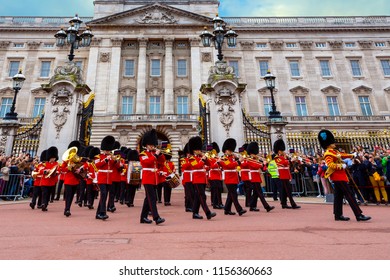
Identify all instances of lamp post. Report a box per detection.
[54,14,93,62]
[200,14,238,61]
[264,70,281,120]
[3,70,26,120]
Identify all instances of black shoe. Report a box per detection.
[64,211,71,217]
[158,201,162,204]
[41,206,48,212]
[207,212,216,220]
[273,198,278,201]
[192,213,203,219]
[108,207,116,213]
[129,204,134,207]
[54,198,60,201]
[335,215,350,221]
[219,204,224,208]
[164,202,171,206]
[88,205,94,210]
[120,200,124,205]
[114,199,119,203]
[266,206,275,212]
[282,205,292,209]
[238,209,247,216]
[140,217,153,224]
[155,217,165,225]
[250,208,260,212]
[185,208,193,212]
[96,214,109,220]
[292,205,301,209]
[29,202,35,209]
[78,202,82,207]
[37,205,42,209]
[50,200,54,203]
[356,215,371,221]
[213,205,222,209]
[224,211,236,215]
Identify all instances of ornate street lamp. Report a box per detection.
[200,14,238,61]
[4,70,26,120]
[264,70,281,119]
[55,14,94,62]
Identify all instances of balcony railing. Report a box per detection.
[114,114,198,122]
[249,115,390,123]
[0,16,93,26]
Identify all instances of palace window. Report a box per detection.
[0,98,13,118]
[150,59,161,77]
[380,59,390,76]
[375,42,386,47]
[315,42,327,48]
[286,43,297,48]
[32,97,46,117]
[295,96,308,116]
[359,96,373,116]
[121,96,134,114]
[228,60,239,77]
[124,59,135,77]
[263,96,272,116]
[40,61,51,78]
[259,61,269,77]
[326,96,340,116]
[9,61,20,77]
[350,60,362,76]
[177,96,188,114]
[14,43,24,48]
[149,96,161,114]
[256,43,267,48]
[345,42,356,48]
[289,60,301,77]
[177,59,187,77]
[319,60,332,77]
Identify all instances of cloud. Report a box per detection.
[220,0,390,16]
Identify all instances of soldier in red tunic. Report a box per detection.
[218,138,247,216]
[207,142,224,209]
[273,139,301,209]
[29,150,46,210]
[40,146,59,212]
[139,129,165,225]
[95,136,116,220]
[180,143,194,212]
[246,142,275,213]
[318,129,371,222]
[126,149,141,207]
[85,147,100,209]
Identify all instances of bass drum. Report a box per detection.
[127,162,142,185]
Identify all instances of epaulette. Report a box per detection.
[140,151,147,156]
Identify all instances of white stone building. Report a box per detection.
[1,0,390,155]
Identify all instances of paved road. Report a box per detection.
[0,190,389,260]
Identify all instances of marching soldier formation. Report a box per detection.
[27,129,373,224]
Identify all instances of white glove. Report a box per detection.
[342,163,347,169]
[353,152,357,157]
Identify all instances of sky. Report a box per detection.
[0,0,389,17]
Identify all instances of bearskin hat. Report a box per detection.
[211,142,220,153]
[40,150,47,162]
[246,142,259,155]
[46,146,59,160]
[120,146,127,153]
[273,139,286,154]
[113,141,121,150]
[101,135,116,151]
[82,146,94,158]
[183,143,189,155]
[68,140,80,149]
[188,136,203,154]
[89,147,101,160]
[127,149,139,161]
[222,138,237,153]
[142,129,158,147]
[318,129,335,150]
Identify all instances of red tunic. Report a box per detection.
[139,150,166,185]
[95,154,116,185]
[239,160,251,181]
[218,155,240,184]
[180,157,191,185]
[33,163,45,187]
[208,157,222,181]
[247,159,264,183]
[189,155,208,184]
[40,161,59,187]
[275,155,291,180]
[83,162,96,185]
[120,163,127,183]
[60,161,80,186]
[112,158,124,183]
[324,148,351,182]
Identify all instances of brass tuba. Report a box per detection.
[62,147,87,179]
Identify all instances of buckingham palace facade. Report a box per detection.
[1,0,390,154]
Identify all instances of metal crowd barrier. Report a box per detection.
[0,174,26,201]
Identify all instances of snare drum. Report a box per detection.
[166,173,181,189]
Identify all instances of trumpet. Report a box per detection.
[204,149,218,159]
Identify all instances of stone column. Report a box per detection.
[164,38,174,114]
[190,38,202,114]
[107,38,122,114]
[136,38,148,114]
[240,41,257,113]
[0,121,21,155]
[85,38,101,93]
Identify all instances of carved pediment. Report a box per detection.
[87,3,211,26]
[119,86,137,95]
[31,87,49,96]
[352,85,372,94]
[299,41,313,49]
[174,86,191,96]
[321,85,341,94]
[0,87,14,95]
[258,87,278,95]
[146,88,164,95]
[289,86,310,95]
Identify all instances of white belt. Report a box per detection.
[279,167,290,170]
[142,168,157,171]
[190,169,206,181]
[98,170,113,173]
[240,169,252,180]
[222,170,237,181]
[224,170,237,172]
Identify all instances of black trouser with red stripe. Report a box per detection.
[64,184,78,213]
[96,184,110,216]
[242,180,253,207]
[141,184,160,221]
[333,180,362,218]
[279,179,298,207]
[193,183,211,215]
[184,182,194,210]
[209,180,223,207]
[250,182,271,210]
[224,184,244,213]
